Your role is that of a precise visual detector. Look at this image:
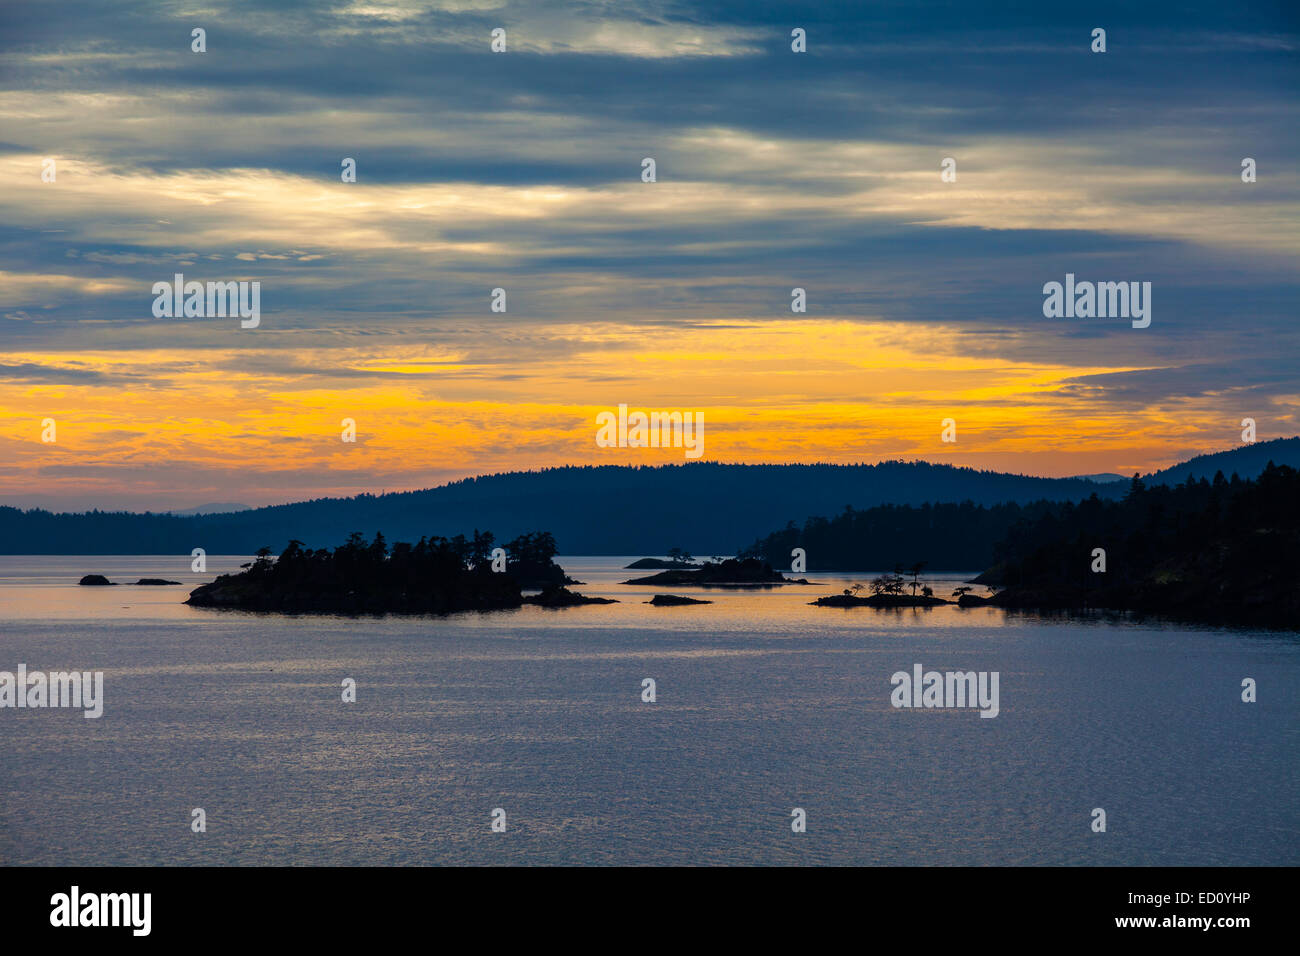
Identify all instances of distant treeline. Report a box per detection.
[0,507,198,554]
[743,466,1293,574]
[741,499,1060,570]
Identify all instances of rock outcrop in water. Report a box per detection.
[522,586,617,607]
[624,557,808,587]
[81,575,184,586]
[647,594,712,605]
[625,557,700,569]
[811,565,947,609]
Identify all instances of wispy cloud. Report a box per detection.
[0,0,1296,507]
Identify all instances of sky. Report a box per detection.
[1,0,1297,511]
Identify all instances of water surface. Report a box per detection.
[1,556,1295,865]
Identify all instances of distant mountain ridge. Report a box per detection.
[168,502,252,516]
[1139,439,1300,486]
[1,438,1295,555]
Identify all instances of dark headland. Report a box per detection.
[801,464,1300,628]
[972,467,1300,627]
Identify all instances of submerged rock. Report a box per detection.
[646,594,712,605]
[134,578,182,585]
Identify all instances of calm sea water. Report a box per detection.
[0,555,1296,866]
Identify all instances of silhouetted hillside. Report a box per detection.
[1,438,1294,555]
[0,461,1117,555]
[1143,437,1300,486]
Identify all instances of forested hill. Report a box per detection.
[1,460,1119,554]
[1136,437,1300,486]
[2,437,1296,555]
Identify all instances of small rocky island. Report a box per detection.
[812,591,950,608]
[186,530,584,614]
[624,557,809,588]
[811,565,951,608]
[625,548,700,570]
[79,575,182,586]
[646,594,712,605]
[625,557,700,570]
[524,586,617,607]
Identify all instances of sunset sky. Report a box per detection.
[1,0,1297,511]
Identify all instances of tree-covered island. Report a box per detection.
[186,530,579,613]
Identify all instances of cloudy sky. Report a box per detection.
[1,0,1297,510]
